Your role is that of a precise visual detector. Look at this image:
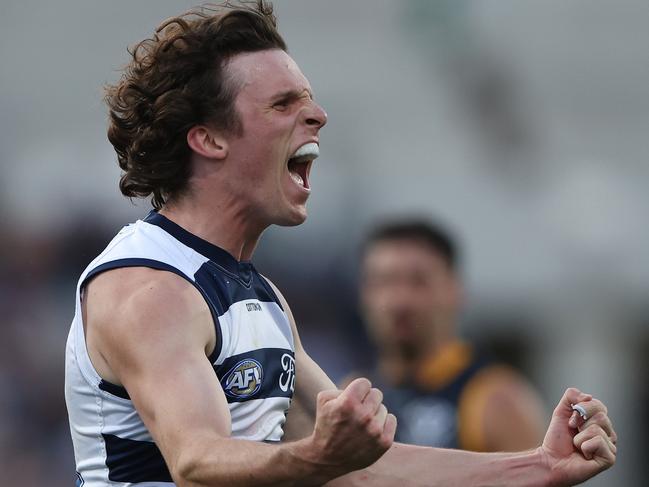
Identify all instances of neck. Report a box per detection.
[159,187,267,262]
[377,324,456,386]
[420,327,455,361]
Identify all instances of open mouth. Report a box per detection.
[287,142,319,190]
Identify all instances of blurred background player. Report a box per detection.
[357,219,546,451]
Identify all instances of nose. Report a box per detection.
[305,101,327,129]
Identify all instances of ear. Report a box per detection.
[187,125,228,160]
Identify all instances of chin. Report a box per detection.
[275,208,308,227]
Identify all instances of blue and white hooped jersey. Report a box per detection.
[65,211,296,487]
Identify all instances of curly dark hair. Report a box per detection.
[105,1,287,209]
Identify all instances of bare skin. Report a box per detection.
[84,268,395,486]
[83,48,616,486]
[84,266,616,487]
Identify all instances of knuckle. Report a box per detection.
[372,387,383,402]
[316,391,328,406]
[358,409,374,425]
[586,423,605,437]
[357,377,372,390]
[339,396,356,414]
[593,435,606,446]
[378,434,393,450]
[591,411,607,422]
[366,423,382,438]
[585,435,605,450]
[591,398,607,414]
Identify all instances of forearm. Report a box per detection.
[174,435,341,487]
[326,443,551,487]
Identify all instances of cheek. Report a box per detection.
[365,317,393,342]
[362,288,390,312]
[408,287,442,312]
[244,153,284,190]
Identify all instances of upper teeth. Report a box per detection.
[290,142,319,163]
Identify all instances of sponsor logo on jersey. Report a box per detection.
[221,359,263,399]
[246,302,262,312]
[279,353,295,393]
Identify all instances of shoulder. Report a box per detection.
[85,266,214,353]
[458,364,545,451]
[87,266,206,318]
[464,364,543,407]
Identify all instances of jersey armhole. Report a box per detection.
[257,274,285,312]
[81,257,223,367]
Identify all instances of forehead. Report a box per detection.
[363,239,450,274]
[226,49,312,99]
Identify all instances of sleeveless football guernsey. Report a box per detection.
[65,211,296,486]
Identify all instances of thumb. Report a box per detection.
[339,377,372,403]
[554,387,592,420]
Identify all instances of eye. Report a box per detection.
[273,99,290,111]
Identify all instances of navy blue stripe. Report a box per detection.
[83,258,186,286]
[103,434,172,483]
[99,379,130,400]
[82,258,222,367]
[140,211,284,313]
[214,348,295,403]
[194,262,283,318]
[144,210,252,281]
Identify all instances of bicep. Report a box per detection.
[119,341,232,452]
[88,269,231,471]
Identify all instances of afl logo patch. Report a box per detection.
[221,359,263,399]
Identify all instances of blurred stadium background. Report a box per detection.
[1,1,647,485]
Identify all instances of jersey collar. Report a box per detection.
[143,210,254,280]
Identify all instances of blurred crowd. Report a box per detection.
[0,216,531,486]
[0,219,119,485]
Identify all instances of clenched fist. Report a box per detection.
[303,378,397,478]
[540,388,617,487]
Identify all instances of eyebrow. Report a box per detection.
[270,88,313,103]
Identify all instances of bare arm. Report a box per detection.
[291,350,615,487]
[271,281,616,487]
[85,268,394,487]
[283,335,548,486]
